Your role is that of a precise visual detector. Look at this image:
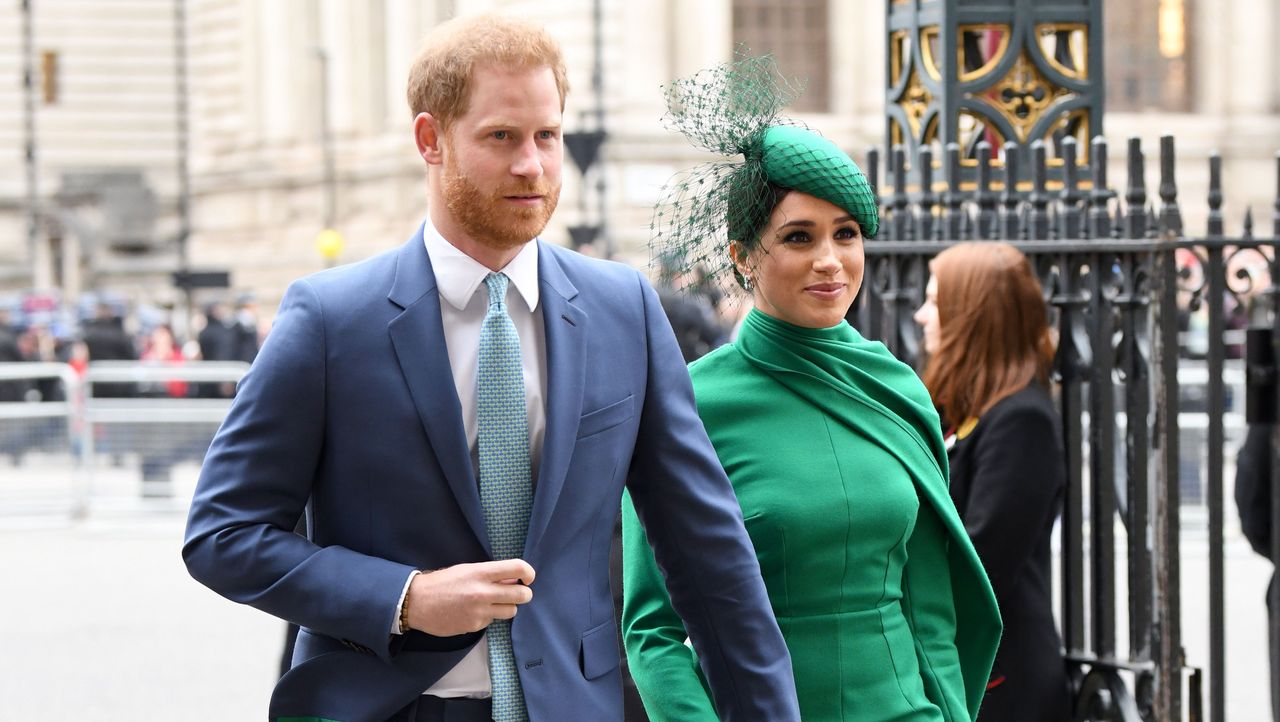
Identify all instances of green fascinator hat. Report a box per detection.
[650,53,878,289]
[758,126,878,238]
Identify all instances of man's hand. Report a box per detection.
[403,559,536,637]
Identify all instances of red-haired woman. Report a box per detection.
[913,242,1069,722]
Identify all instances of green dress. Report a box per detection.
[622,309,1001,722]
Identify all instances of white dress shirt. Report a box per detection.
[397,218,548,699]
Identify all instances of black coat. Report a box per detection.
[0,327,28,402]
[948,383,1069,722]
[198,319,238,362]
[1234,423,1280,719]
[81,318,137,398]
[656,288,724,363]
[1236,424,1274,561]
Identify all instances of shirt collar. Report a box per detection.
[422,218,540,313]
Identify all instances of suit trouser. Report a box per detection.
[388,696,492,722]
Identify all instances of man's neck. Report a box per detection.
[428,205,527,272]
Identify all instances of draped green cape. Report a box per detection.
[623,309,1001,721]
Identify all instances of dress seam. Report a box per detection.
[820,413,852,721]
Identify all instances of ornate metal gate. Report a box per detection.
[853,133,1279,721]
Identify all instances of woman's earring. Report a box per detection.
[742,275,754,292]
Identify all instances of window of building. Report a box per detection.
[732,0,830,113]
[1105,0,1193,112]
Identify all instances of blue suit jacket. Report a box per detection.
[182,229,799,722]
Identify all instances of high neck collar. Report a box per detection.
[743,307,856,344]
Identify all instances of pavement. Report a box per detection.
[1174,534,1273,721]
[0,458,1276,721]
[0,515,280,721]
[0,458,279,722]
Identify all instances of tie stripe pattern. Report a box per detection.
[477,272,532,722]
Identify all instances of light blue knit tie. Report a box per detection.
[477,272,531,722]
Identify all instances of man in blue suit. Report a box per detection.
[182,13,799,722]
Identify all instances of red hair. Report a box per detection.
[406,14,569,129]
[920,242,1055,426]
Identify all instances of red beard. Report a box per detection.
[442,154,560,252]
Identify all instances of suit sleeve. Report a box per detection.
[182,279,416,660]
[960,403,1064,595]
[1235,423,1273,559]
[624,272,800,722]
[621,491,720,722]
[902,498,970,722]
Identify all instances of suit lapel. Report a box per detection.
[525,244,586,554]
[386,231,490,555]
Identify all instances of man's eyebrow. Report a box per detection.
[475,119,563,131]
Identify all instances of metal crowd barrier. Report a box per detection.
[0,362,81,516]
[0,360,250,519]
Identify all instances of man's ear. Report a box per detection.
[414,113,445,166]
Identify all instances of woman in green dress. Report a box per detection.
[621,57,1002,722]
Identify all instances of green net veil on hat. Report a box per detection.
[649,53,879,292]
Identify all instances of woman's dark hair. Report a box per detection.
[727,181,792,288]
[727,181,791,250]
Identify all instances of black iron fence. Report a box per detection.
[853,134,1280,722]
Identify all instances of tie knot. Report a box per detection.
[484,272,509,309]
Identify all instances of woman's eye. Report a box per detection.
[783,231,810,244]
[835,226,861,240]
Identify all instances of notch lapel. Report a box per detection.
[386,232,490,555]
[525,245,586,554]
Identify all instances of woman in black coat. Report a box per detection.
[914,242,1070,722]
[1235,423,1278,719]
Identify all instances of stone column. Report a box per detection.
[385,0,435,129]
[1224,0,1275,116]
[831,0,886,137]
[60,231,81,303]
[671,0,731,80]
[258,0,319,143]
[617,0,671,120]
[31,234,53,291]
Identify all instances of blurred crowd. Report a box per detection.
[0,292,263,403]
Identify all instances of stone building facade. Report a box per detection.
[0,0,186,301]
[1,0,1278,316]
